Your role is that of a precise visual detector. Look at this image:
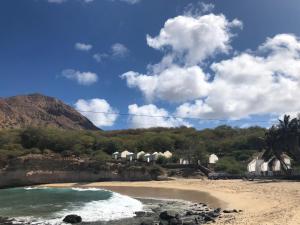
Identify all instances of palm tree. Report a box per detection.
[264,115,300,173]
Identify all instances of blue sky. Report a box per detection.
[1,0,300,130]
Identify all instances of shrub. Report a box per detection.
[156,156,168,165]
[215,157,245,175]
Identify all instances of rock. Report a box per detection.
[223,209,233,213]
[159,220,169,225]
[63,215,82,224]
[141,221,153,225]
[135,211,147,217]
[182,220,197,225]
[214,208,222,213]
[185,211,195,216]
[169,218,183,225]
[159,210,179,220]
[204,215,215,222]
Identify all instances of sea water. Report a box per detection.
[0,187,143,224]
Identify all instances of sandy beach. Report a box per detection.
[42,179,300,225]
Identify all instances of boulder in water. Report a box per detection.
[63,215,82,224]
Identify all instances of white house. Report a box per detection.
[272,159,281,172]
[136,151,145,160]
[121,150,130,159]
[209,154,219,164]
[180,158,192,165]
[282,154,292,169]
[126,152,135,162]
[261,162,269,173]
[247,158,264,175]
[112,152,120,160]
[144,153,152,163]
[152,152,159,161]
[163,151,173,159]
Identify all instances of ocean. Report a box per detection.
[0,187,143,224]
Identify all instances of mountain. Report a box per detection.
[0,93,99,130]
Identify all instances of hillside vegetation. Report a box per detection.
[0,126,266,174]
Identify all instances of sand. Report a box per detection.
[41,179,300,225]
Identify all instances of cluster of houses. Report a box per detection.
[247,154,292,176]
[112,150,173,163]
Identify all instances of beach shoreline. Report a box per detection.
[41,179,300,225]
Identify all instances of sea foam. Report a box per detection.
[14,187,143,224]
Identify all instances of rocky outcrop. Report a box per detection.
[0,155,154,188]
[0,93,99,130]
[63,215,82,224]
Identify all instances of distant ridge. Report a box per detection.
[0,93,99,130]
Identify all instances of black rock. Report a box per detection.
[169,218,183,225]
[159,220,169,225]
[159,210,179,220]
[204,215,215,222]
[135,211,147,217]
[141,221,153,225]
[182,220,197,225]
[63,215,82,224]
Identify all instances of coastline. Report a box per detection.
[41,179,300,225]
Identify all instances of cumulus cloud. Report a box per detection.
[93,53,109,63]
[176,34,300,120]
[122,13,241,103]
[121,65,210,102]
[128,104,190,128]
[75,42,93,51]
[111,43,129,57]
[94,43,129,63]
[147,13,242,65]
[75,99,118,127]
[62,69,98,85]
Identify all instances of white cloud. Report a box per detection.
[75,99,118,127]
[75,42,93,51]
[184,2,215,16]
[128,104,189,128]
[62,69,98,85]
[176,34,300,120]
[94,43,129,63]
[93,53,109,63]
[147,13,242,65]
[122,13,241,103]
[121,65,210,102]
[111,43,129,57]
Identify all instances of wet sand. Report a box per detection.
[42,179,300,225]
[94,186,223,208]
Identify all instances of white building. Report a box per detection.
[180,158,192,165]
[209,154,219,164]
[272,159,281,172]
[152,152,159,161]
[136,151,145,160]
[121,150,130,159]
[247,158,264,175]
[163,151,173,159]
[282,154,292,169]
[261,162,269,173]
[112,152,120,160]
[126,152,135,162]
[144,153,152,163]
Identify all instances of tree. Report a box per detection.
[264,115,300,171]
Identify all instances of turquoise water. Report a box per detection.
[0,187,143,223]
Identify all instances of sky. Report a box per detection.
[1,0,300,130]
